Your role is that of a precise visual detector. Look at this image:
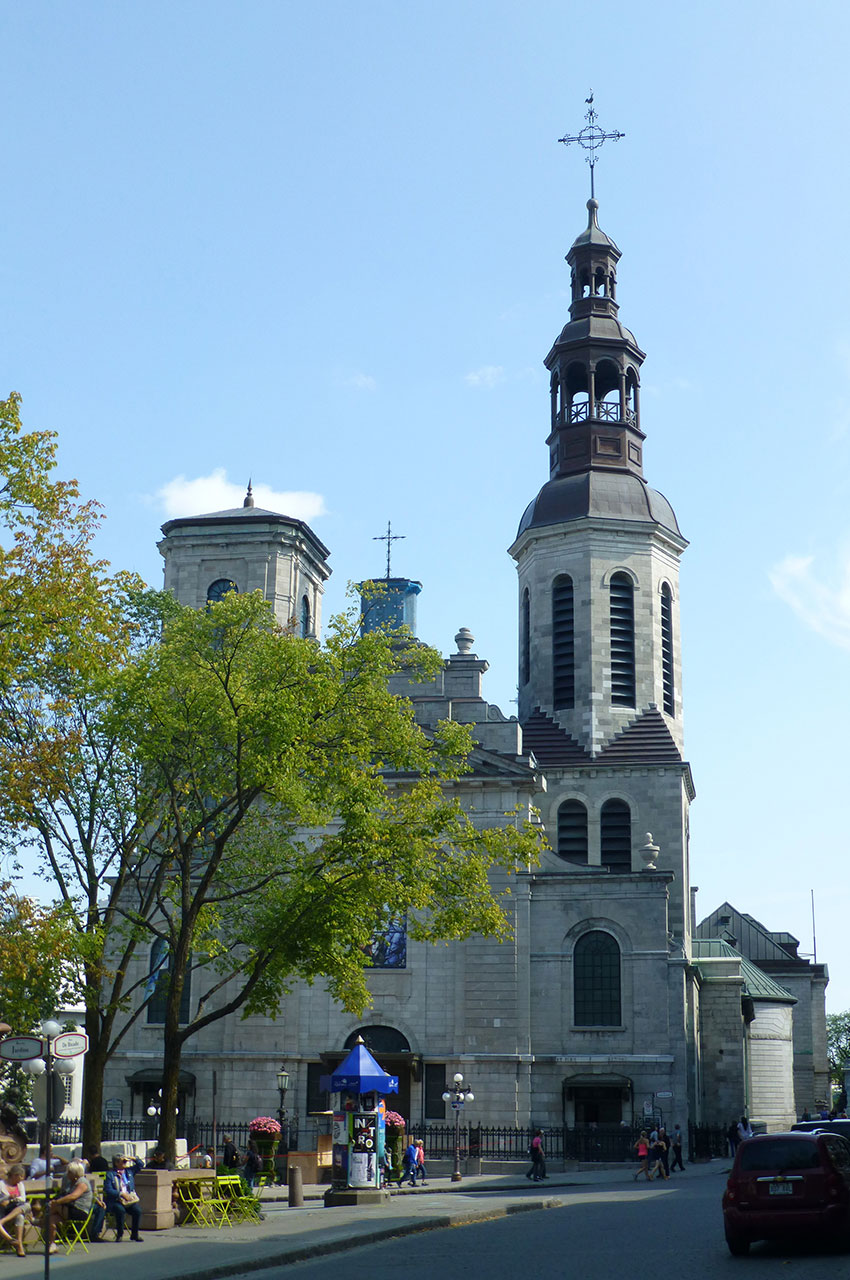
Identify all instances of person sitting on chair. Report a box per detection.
[46,1161,92,1254]
[0,1164,30,1256]
[103,1155,144,1243]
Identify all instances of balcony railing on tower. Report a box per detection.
[563,402,637,427]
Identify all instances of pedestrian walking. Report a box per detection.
[222,1133,240,1169]
[415,1139,427,1185]
[657,1127,671,1178]
[649,1131,669,1180]
[402,1139,418,1187]
[243,1140,261,1189]
[633,1131,653,1181]
[670,1124,685,1172]
[727,1120,738,1158]
[525,1130,546,1181]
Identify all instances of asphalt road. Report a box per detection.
[246,1175,850,1280]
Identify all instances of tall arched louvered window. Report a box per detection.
[520,589,530,686]
[557,800,588,865]
[600,799,631,873]
[552,575,575,709]
[660,583,674,715]
[301,594,311,638]
[609,572,635,705]
[574,931,621,1026]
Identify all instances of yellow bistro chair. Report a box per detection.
[56,1201,95,1255]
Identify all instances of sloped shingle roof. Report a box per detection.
[597,707,682,764]
[521,708,591,766]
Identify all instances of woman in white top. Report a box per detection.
[0,1164,30,1256]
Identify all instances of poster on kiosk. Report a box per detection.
[322,1039,398,1190]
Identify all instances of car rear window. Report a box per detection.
[738,1139,822,1172]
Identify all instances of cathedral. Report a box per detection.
[103,195,828,1138]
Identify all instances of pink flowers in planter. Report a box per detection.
[249,1116,282,1135]
[384,1111,405,1129]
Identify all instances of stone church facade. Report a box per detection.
[103,199,827,1137]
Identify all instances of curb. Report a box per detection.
[160,1196,563,1280]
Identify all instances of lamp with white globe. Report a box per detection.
[441,1072,478,1182]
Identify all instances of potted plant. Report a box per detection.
[384,1110,405,1184]
[249,1116,282,1180]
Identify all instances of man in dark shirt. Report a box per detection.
[145,1149,173,1170]
[222,1135,240,1169]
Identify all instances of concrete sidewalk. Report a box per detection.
[5,1161,727,1280]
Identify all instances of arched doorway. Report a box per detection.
[563,1074,632,1126]
[309,1026,419,1123]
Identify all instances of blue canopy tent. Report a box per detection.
[320,1040,399,1095]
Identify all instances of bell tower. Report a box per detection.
[158,483,331,636]
[509,187,694,937]
[546,198,646,483]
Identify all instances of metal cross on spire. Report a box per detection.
[373,520,405,579]
[558,93,625,199]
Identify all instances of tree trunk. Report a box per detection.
[157,961,189,1162]
[82,988,108,1150]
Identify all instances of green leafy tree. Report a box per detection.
[0,884,79,1111]
[111,588,542,1158]
[827,1011,850,1088]
[0,392,143,1139]
[0,393,139,812]
[3,579,542,1157]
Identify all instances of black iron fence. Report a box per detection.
[410,1123,658,1164]
[53,1116,299,1153]
[688,1123,729,1161]
[53,1116,722,1165]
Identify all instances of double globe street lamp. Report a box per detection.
[442,1072,475,1183]
[21,1019,82,1280]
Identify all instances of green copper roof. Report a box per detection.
[692,938,796,1004]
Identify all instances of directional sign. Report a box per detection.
[0,1035,44,1061]
[656,1090,673,1099]
[53,1031,88,1058]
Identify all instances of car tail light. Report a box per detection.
[827,1173,843,1200]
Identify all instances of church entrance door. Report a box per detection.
[571,1087,624,1126]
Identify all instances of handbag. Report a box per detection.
[120,1190,140,1205]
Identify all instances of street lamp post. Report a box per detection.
[442,1072,475,1183]
[21,1019,80,1280]
[277,1067,290,1151]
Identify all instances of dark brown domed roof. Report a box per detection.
[517,471,682,539]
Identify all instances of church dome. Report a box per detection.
[516,470,682,538]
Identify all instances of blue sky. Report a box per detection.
[4,1,850,1010]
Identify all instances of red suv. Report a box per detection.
[722,1131,850,1255]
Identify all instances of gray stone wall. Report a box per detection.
[158,516,329,633]
[512,516,686,756]
[539,765,691,941]
[696,960,747,1126]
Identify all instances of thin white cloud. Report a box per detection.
[465,365,505,389]
[769,550,850,650]
[155,468,326,522]
[336,371,377,391]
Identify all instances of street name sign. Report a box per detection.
[0,1035,43,1061]
[53,1032,88,1058]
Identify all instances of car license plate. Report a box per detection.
[769,1182,793,1195]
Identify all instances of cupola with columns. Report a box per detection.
[546,197,646,482]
